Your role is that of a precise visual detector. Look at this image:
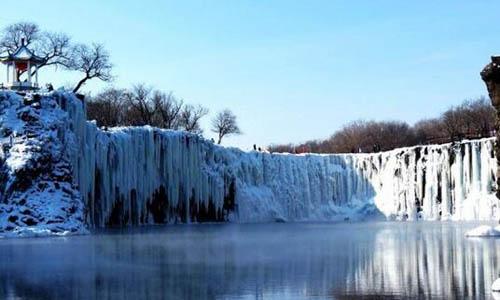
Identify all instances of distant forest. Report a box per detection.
[268,97,495,154]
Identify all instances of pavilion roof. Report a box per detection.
[0,45,45,64]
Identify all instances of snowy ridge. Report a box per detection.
[57,93,499,226]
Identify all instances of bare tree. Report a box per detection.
[152,91,184,129]
[268,143,295,153]
[85,83,209,132]
[0,22,72,77]
[179,104,208,134]
[68,43,113,93]
[37,32,72,71]
[86,88,127,127]
[211,109,242,144]
[124,84,156,126]
[0,22,40,53]
[442,106,467,141]
[414,118,445,144]
[328,120,370,153]
[464,97,495,137]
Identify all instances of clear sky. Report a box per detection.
[1,1,499,150]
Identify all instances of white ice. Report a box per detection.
[493,278,500,292]
[465,225,500,237]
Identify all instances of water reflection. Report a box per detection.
[343,223,500,299]
[0,222,498,299]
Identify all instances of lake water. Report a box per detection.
[1,222,500,299]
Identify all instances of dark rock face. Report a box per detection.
[481,57,500,107]
[481,56,500,199]
[0,92,87,237]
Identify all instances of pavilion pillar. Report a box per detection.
[35,66,38,86]
[481,56,500,199]
[27,61,31,84]
[6,64,9,83]
[12,62,16,83]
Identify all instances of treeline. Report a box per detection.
[269,97,495,154]
[86,85,242,144]
[86,85,208,134]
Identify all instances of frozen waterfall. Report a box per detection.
[57,93,498,227]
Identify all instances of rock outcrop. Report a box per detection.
[481,56,500,199]
[0,92,86,237]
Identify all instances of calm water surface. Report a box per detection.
[1,222,500,300]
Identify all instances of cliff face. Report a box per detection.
[481,56,500,199]
[0,92,498,236]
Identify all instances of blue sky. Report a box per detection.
[1,1,499,149]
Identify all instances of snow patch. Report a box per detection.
[492,278,500,292]
[465,225,500,237]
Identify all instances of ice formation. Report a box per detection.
[62,92,499,227]
[0,91,499,235]
[493,278,500,292]
[465,225,500,237]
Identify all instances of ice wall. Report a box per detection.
[360,140,498,220]
[58,93,498,227]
